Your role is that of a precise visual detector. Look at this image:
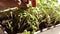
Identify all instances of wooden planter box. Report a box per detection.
[34,24,60,34]
[0,7,19,20]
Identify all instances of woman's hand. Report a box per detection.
[30,0,36,7]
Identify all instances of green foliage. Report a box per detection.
[19,0,60,34]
